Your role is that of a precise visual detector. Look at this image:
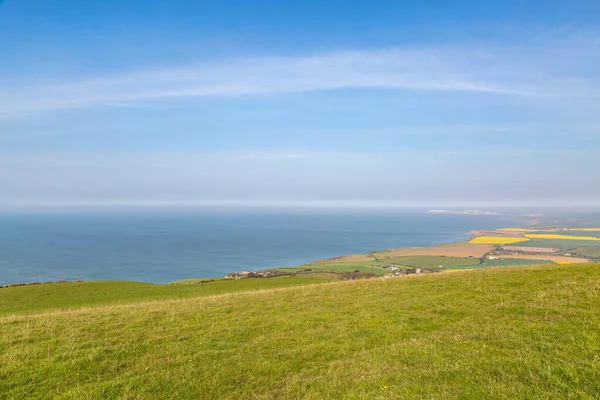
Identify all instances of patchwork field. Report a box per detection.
[2,264,599,399]
[469,236,529,245]
[373,242,494,259]
[514,239,600,250]
[479,258,554,268]
[502,246,558,253]
[570,246,600,258]
[524,234,600,241]
[280,261,389,276]
[496,254,589,263]
[377,255,480,269]
[533,231,600,238]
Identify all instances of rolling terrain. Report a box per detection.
[1,263,599,399]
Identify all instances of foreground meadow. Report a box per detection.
[1,264,599,399]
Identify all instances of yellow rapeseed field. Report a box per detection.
[554,260,575,265]
[524,234,600,241]
[469,236,529,245]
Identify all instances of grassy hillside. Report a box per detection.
[2,264,599,399]
[0,275,335,316]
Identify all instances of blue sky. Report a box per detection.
[1,0,599,208]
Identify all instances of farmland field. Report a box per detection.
[524,234,600,241]
[570,246,600,258]
[512,239,600,250]
[279,261,389,275]
[535,231,600,238]
[373,243,494,258]
[497,254,589,263]
[479,258,554,268]
[502,246,558,253]
[380,255,480,269]
[469,236,529,245]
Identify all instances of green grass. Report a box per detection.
[479,258,554,268]
[278,261,390,275]
[379,255,480,269]
[569,246,600,258]
[512,238,600,250]
[0,275,336,316]
[4,264,598,398]
[441,258,554,270]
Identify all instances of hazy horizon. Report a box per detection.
[2,1,599,208]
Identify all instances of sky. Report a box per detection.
[1,0,600,209]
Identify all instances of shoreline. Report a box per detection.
[4,216,600,287]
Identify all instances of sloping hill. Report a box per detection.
[2,264,599,399]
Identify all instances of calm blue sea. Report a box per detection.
[0,210,518,285]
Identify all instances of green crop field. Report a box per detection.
[479,258,554,268]
[4,264,597,398]
[570,246,600,258]
[0,275,336,316]
[379,255,480,269]
[278,261,390,275]
[511,238,600,250]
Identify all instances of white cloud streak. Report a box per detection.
[3,42,597,120]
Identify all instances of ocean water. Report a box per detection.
[0,210,517,285]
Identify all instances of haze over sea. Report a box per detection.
[0,210,518,286]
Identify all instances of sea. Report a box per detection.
[0,209,519,286]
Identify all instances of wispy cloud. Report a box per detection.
[3,40,598,120]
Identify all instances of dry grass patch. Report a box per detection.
[497,254,589,263]
[502,246,559,253]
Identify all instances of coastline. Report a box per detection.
[3,212,600,287]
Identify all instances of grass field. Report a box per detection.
[372,243,494,259]
[377,255,480,269]
[479,258,554,268]
[0,275,336,316]
[1,264,599,399]
[497,254,589,263]
[570,246,600,258]
[469,236,528,244]
[279,261,390,275]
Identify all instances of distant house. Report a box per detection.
[488,256,499,260]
